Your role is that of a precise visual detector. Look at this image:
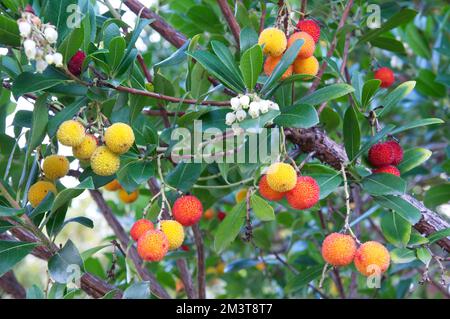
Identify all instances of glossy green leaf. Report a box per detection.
[390,118,444,135]
[0,241,38,277]
[214,201,246,253]
[362,174,406,196]
[0,14,20,47]
[377,81,415,117]
[48,240,84,284]
[166,162,203,192]
[251,194,275,221]
[239,44,263,90]
[29,95,49,150]
[380,212,411,248]
[123,282,151,299]
[343,106,360,160]
[51,177,95,213]
[273,103,318,128]
[390,248,416,264]
[107,36,126,72]
[298,83,354,106]
[285,265,324,293]
[424,183,450,209]
[374,195,421,224]
[397,148,432,173]
[361,79,381,109]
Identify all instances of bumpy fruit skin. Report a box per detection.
[42,155,69,180]
[28,181,57,208]
[264,55,293,79]
[137,230,169,262]
[104,123,135,154]
[293,56,319,79]
[321,233,357,266]
[204,208,214,220]
[258,27,287,57]
[372,165,400,177]
[354,241,390,276]
[258,175,285,201]
[181,245,190,252]
[266,162,297,192]
[57,120,85,147]
[368,142,394,167]
[72,134,97,160]
[217,211,226,221]
[287,32,316,59]
[90,146,120,176]
[118,189,139,203]
[68,50,86,76]
[285,176,320,210]
[130,219,154,241]
[173,195,203,226]
[104,179,121,191]
[296,19,321,43]
[160,220,185,250]
[385,140,403,165]
[374,67,395,88]
[235,188,248,203]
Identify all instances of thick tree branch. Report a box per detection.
[89,189,171,299]
[217,0,240,50]
[0,271,26,299]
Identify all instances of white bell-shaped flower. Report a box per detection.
[235,109,247,122]
[23,39,36,60]
[44,27,58,44]
[239,95,250,109]
[230,97,241,111]
[18,21,32,37]
[225,112,236,126]
[35,59,48,73]
[53,52,63,67]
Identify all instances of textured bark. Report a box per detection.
[0,271,26,299]
[217,0,241,49]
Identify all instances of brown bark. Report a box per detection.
[217,0,241,50]
[0,271,26,299]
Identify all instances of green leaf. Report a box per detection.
[214,201,246,253]
[41,0,79,41]
[428,228,450,244]
[0,241,38,277]
[312,173,342,199]
[0,14,20,47]
[390,248,416,264]
[211,41,244,86]
[369,37,406,54]
[29,192,54,219]
[374,195,421,225]
[380,212,411,248]
[190,63,211,99]
[239,44,263,90]
[240,27,258,53]
[343,106,360,160]
[260,39,304,96]
[362,174,406,196]
[123,282,151,299]
[0,206,25,217]
[26,284,45,299]
[48,240,84,284]
[298,83,355,106]
[62,216,94,229]
[390,118,444,135]
[51,177,95,213]
[187,51,245,93]
[48,98,87,137]
[12,69,68,97]
[352,124,395,161]
[250,194,275,221]
[166,162,203,192]
[285,265,324,293]
[415,69,446,98]
[361,79,381,109]
[117,160,155,193]
[273,103,318,128]
[403,23,431,59]
[416,247,432,265]
[154,40,190,69]
[377,81,415,117]
[107,36,127,72]
[29,95,49,150]
[357,8,417,44]
[58,23,84,64]
[397,148,432,173]
[424,183,450,209]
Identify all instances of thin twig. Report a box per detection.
[192,224,206,299]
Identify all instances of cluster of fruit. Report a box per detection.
[56,120,135,176]
[17,11,63,73]
[104,180,139,204]
[322,233,390,277]
[225,94,280,125]
[368,140,404,176]
[258,19,321,80]
[132,195,203,262]
[258,162,320,210]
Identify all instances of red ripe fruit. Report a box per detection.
[172,195,203,226]
[374,67,395,88]
[372,165,400,177]
[217,211,226,221]
[296,19,321,43]
[385,140,403,165]
[130,219,154,241]
[181,245,190,252]
[368,142,394,167]
[68,50,86,76]
[258,175,285,201]
[285,176,320,210]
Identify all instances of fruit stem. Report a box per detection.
[341,165,361,244]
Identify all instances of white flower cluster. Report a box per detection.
[17,12,63,73]
[225,94,280,126]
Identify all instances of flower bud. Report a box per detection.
[53,53,63,67]
[23,39,36,60]
[236,109,247,122]
[239,95,250,108]
[44,27,58,44]
[18,21,32,37]
[230,97,241,111]
[225,112,236,126]
[35,59,48,73]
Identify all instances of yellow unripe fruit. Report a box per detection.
[42,155,69,180]
[258,27,287,57]
[72,135,97,160]
[57,120,85,147]
[235,188,248,203]
[160,220,185,250]
[90,146,120,176]
[28,181,57,208]
[255,262,266,271]
[293,56,319,79]
[104,123,135,154]
[118,189,139,203]
[266,162,297,192]
[216,262,225,275]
